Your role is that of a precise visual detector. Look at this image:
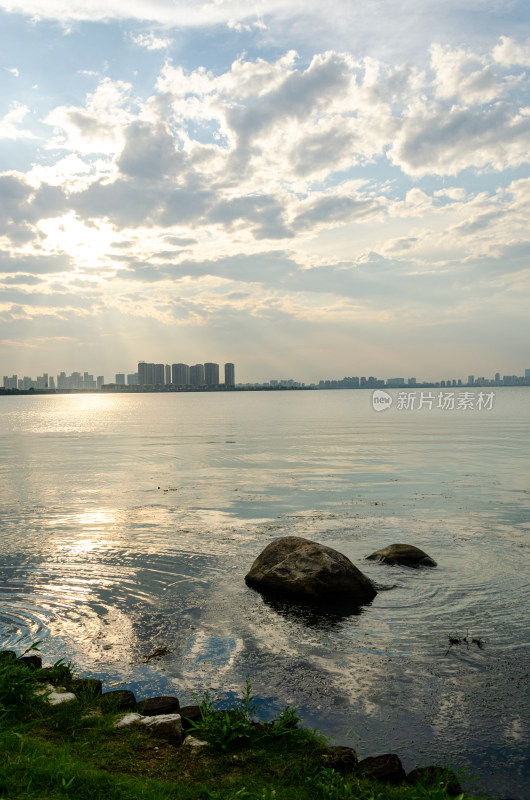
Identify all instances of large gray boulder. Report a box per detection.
[245,536,377,605]
[366,543,436,567]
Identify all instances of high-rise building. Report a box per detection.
[127,373,138,385]
[165,364,171,385]
[172,363,190,386]
[138,361,149,385]
[190,364,205,387]
[138,362,164,385]
[224,362,235,388]
[204,362,219,386]
[97,376,105,389]
[115,373,125,385]
[3,375,17,390]
[154,364,165,385]
[468,375,474,386]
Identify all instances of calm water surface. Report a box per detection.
[0,390,529,797]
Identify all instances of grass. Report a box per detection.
[0,652,482,800]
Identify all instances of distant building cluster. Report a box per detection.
[2,365,529,393]
[1,370,105,392]
[250,369,530,390]
[134,361,235,388]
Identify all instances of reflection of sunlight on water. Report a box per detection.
[12,393,121,434]
[1,391,529,800]
[49,510,117,529]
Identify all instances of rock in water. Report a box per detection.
[245,536,377,605]
[366,543,436,567]
[357,753,406,784]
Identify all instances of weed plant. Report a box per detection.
[0,654,479,800]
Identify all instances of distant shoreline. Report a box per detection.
[1,384,528,396]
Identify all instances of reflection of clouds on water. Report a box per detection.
[503,716,526,742]
[0,391,529,800]
[183,631,244,691]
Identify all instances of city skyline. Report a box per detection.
[0,2,529,378]
[3,363,529,392]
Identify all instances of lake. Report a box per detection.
[0,389,528,797]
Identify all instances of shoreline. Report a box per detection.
[1,647,487,800]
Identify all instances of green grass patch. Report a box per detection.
[0,654,481,800]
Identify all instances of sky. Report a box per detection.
[1,0,529,384]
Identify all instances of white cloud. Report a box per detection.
[130,32,171,50]
[4,66,19,76]
[493,36,530,66]
[227,17,267,33]
[389,98,530,177]
[430,43,501,104]
[0,103,35,139]
[44,78,134,154]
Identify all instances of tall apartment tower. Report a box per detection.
[172,363,190,386]
[138,362,165,385]
[138,361,152,385]
[190,364,205,386]
[224,362,235,388]
[154,364,165,385]
[204,362,219,386]
[3,375,17,390]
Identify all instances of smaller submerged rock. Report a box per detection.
[366,544,436,567]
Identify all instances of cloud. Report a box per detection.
[227,17,267,33]
[0,175,66,234]
[0,103,35,139]
[0,250,74,275]
[117,120,185,179]
[225,52,352,159]
[207,195,293,239]
[389,99,530,176]
[1,1,528,65]
[291,194,381,231]
[4,66,19,77]
[0,33,528,382]
[430,44,501,104]
[493,36,530,66]
[1,274,43,285]
[44,79,134,154]
[130,32,171,50]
